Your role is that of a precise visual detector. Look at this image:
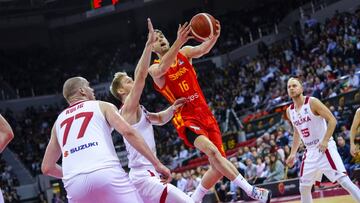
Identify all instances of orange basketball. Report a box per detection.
[190,13,218,42]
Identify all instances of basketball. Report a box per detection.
[190,13,218,42]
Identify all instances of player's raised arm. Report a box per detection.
[350,108,360,157]
[149,23,192,79]
[310,97,337,152]
[41,125,63,179]
[122,18,156,114]
[147,98,186,126]
[0,114,14,153]
[99,101,171,182]
[180,20,220,60]
[286,108,301,167]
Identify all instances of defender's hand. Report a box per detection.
[146,18,156,47]
[317,140,328,153]
[286,154,296,168]
[172,98,187,111]
[155,163,171,183]
[350,142,359,157]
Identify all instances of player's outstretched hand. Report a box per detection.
[176,22,193,46]
[286,154,295,168]
[146,18,156,47]
[172,97,187,111]
[350,142,359,157]
[317,140,328,153]
[155,163,172,183]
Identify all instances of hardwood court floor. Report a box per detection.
[286,195,355,203]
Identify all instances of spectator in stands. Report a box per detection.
[3,188,20,203]
[170,172,177,186]
[276,129,289,147]
[260,155,271,178]
[250,147,258,162]
[184,171,196,193]
[51,193,64,203]
[236,147,246,163]
[348,69,359,88]
[264,153,284,183]
[38,192,47,203]
[176,173,187,193]
[255,157,266,184]
[339,125,351,140]
[244,158,257,184]
[337,136,352,173]
[243,146,252,160]
[179,144,189,160]
[215,179,229,202]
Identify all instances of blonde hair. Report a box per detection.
[288,77,303,87]
[110,72,127,100]
[63,77,88,103]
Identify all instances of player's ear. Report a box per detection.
[79,87,86,96]
[117,88,125,95]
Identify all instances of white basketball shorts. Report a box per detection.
[63,165,143,203]
[300,140,347,187]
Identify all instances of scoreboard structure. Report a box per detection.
[91,0,120,9]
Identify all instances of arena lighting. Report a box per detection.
[91,0,119,9]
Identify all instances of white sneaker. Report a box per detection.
[248,187,271,203]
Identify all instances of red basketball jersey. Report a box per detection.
[153,53,212,128]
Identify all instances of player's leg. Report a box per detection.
[98,166,143,203]
[337,176,360,202]
[298,149,319,203]
[191,166,222,202]
[130,168,193,203]
[191,132,270,202]
[194,135,239,180]
[110,191,144,203]
[63,173,93,203]
[299,184,313,203]
[322,143,360,202]
[165,184,194,203]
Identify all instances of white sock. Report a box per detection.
[166,184,195,203]
[300,185,313,203]
[338,176,360,202]
[232,174,253,195]
[191,183,208,203]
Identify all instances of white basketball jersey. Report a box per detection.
[288,96,331,149]
[55,100,120,180]
[122,106,156,168]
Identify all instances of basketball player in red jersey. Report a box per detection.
[149,21,271,202]
[41,76,171,203]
